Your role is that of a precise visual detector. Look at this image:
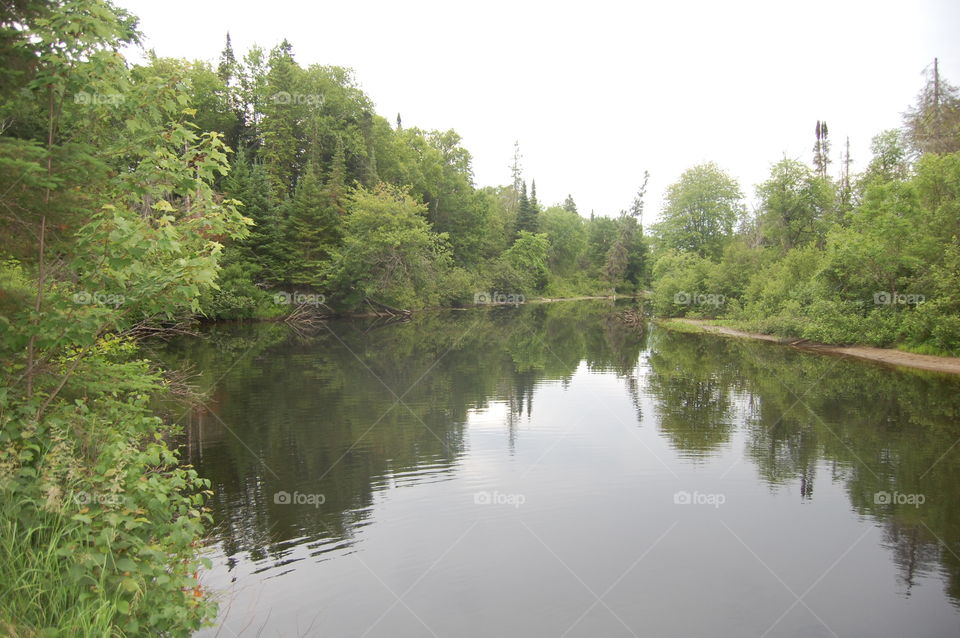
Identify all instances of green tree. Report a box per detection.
[539,205,587,275]
[222,148,286,281]
[287,162,342,285]
[324,184,452,309]
[515,180,538,236]
[756,158,833,251]
[0,2,249,633]
[495,230,550,294]
[259,40,306,195]
[654,162,743,259]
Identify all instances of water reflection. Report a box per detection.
[645,328,960,603]
[156,301,960,636]
[159,302,645,566]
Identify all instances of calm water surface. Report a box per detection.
[159,301,960,637]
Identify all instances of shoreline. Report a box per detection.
[662,318,960,376]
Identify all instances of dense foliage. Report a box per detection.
[0,1,247,634]
[649,64,960,355]
[173,36,651,318]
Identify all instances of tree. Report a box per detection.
[222,148,286,281]
[862,129,911,186]
[756,158,833,251]
[217,32,237,83]
[838,136,854,216]
[904,58,960,155]
[495,230,550,293]
[0,2,248,632]
[562,194,578,215]
[324,184,452,309]
[604,173,649,285]
[540,206,587,275]
[259,39,306,196]
[286,162,341,285]
[654,163,743,259]
[813,120,831,178]
[515,180,539,236]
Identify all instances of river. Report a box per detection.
[156,300,960,637]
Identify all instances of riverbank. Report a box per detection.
[660,318,960,376]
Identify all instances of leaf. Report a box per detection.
[152,200,176,213]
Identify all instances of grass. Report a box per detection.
[0,504,123,638]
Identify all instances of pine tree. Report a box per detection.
[508,140,523,214]
[562,194,578,215]
[260,40,305,197]
[322,138,349,219]
[510,141,523,194]
[838,136,853,217]
[396,113,402,130]
[530,179,539,212]
[813,120,831,178]
[217,33,237,84]
[216,33,243,152]
[287,162,341,285]
[604,175,649,285]
[904,58,960,155]
[515,180,538,237]
[223,149,287,283]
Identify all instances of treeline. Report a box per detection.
[148,35,650,317]
[648,62,960,355]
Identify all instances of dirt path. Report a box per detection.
[667,318,960,376]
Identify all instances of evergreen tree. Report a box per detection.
[563,194,578,215]
[515,180,539,237]
[813,120,831,178]
[287,162,341,285]
[322,138,350,219]
[260,39,305,196]
[217,32,236,84]
[604,174,649,285]
[904,58,960,155]
[838,136,854,218]
[222,149,286,282]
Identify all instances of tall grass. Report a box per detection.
[0,501,122,638]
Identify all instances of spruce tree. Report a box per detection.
[904,58,960,154]
[515,180,539,237]
[217,33,236,84]
[813,120,831,178]
[287,162,341,286]
[223,148,285,281]
[322,138,350,219]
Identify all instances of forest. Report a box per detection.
[1,0,959,635]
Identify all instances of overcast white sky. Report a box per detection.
[117,0,959,223]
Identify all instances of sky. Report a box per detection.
[116,0,960,223]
